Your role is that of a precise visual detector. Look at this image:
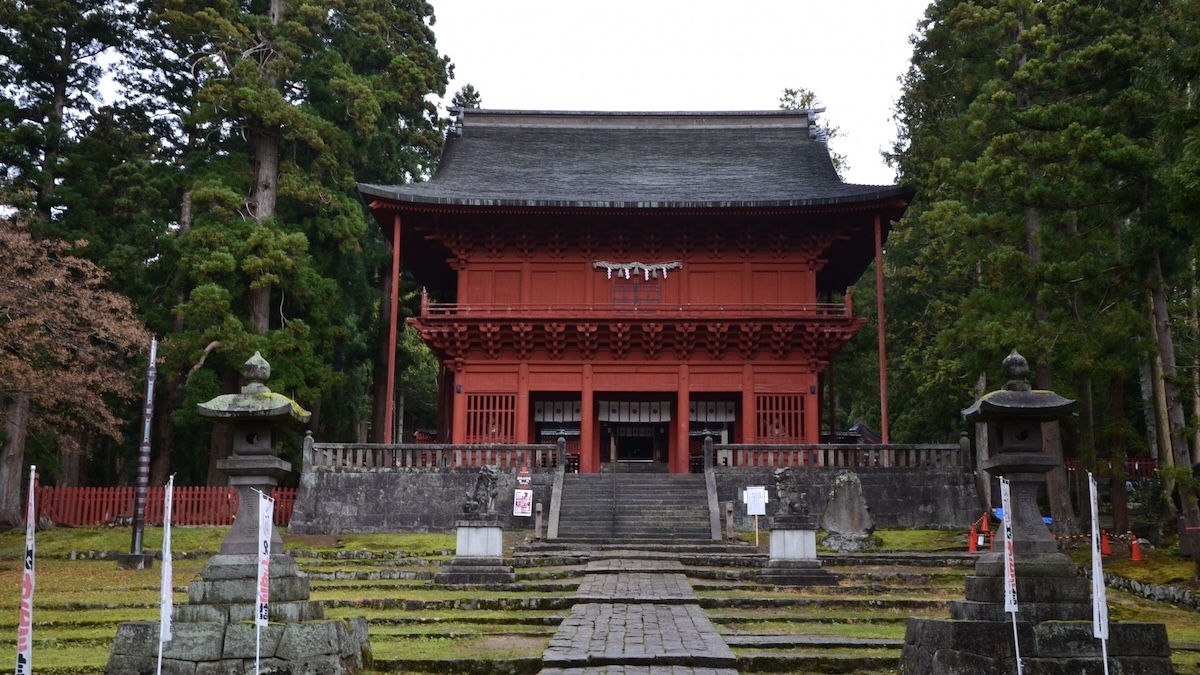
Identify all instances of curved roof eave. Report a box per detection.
[358,182,915,212]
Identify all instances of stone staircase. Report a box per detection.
[555,470,714,543]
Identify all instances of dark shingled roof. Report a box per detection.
[359,109,910,209]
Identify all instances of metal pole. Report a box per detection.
[131,337,158,555]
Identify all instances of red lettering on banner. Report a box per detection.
[17,570,33,651]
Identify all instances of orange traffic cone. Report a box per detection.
[969,524,978,553]
[1130,535,1144,562]
[1101,529,1112,556]
[988,530,995,552]
[981,512,990,533]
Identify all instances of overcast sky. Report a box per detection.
[430,1,932,186]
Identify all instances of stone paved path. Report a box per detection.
[539,557,739,675]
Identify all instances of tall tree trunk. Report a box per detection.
[1109,375,1130,534]
[974,371,991,514]
[1190,254,1200,464]
[58,429,87,486]
[1025,206,1077,535]
[205,370,240,486]
[150,190,194,486]
[246,0,285,334]
[0,393,32,526]
[1149,295,1178,517]
[1140,362,1161,461]
[1150,249,1200,578]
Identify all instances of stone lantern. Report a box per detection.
[959,349,1078,600]
[197,351,306,556]
[899,351,1173,675]
[106,353,372,675]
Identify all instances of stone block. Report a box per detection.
[949,599,1090,623]
[341,616,371,667]
[759,559,837,586]
[455,523,503,557]
[110,621,160,656]
[188,575,310,604]
[175,604,228,624]
[161,622,226,662]
[928,648,1004,675]
[964,575,1090,604]
[1030,622,1101,658]
[104,653,160,675]
[116,553,156,570]
[768,528,816,560]
[198,554,301,580]
[1106,622,1172,657]
[276,621,342,661]
[194,661,242,675]
[221,622,284,659]
[434,556,515,584]
[227,600,325,623]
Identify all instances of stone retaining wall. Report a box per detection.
[714,467,980,530]
[290,465,978,534]
[288,468,554,534]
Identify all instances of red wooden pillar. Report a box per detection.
[385,213,402,443]
[674,365,690,473]
[452,373,466,444]
[742,364,755,444]
[517,363,530,443]
[874,214,890,444]
[580,364,596,473]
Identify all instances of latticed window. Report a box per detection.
[465,394,517,443]
[755,394,806,443]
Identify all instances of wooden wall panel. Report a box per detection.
[529,370,582,390]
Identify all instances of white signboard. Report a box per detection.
[745,486,768,516]
[513,489,533,517]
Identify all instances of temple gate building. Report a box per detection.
[360,109,913,474]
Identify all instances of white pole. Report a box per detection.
[15,466,36,675]
[1000,478,1022,675]
[1088,472,1110,675]
[156,474,175,675]
[255,489,275,675]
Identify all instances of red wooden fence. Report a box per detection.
[34,486,296,527]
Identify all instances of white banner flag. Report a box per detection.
[15,466,35,675]
[256,492,274,627]
[1089,472,1109,640]
[160,475,175,644]
[1000,477,1018,614]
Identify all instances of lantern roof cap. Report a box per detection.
[962,350,1075,422]
[197,352,311,424]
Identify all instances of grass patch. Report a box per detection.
[370,634,548,660]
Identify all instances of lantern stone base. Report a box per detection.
[115,553,156,570]
[434,519,515,585]
[899,619,1173,675]
[105,554,371,675]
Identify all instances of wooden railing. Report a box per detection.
[1064,458,1159,479]
[33,486,296,527]
[420,301,852,320]
[302,433,565,472]
[709,442,966,469]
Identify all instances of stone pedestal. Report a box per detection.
[902,619,1172,675]
[107,553,372,675]
[435,519,515,585]
[761,515,837,586]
